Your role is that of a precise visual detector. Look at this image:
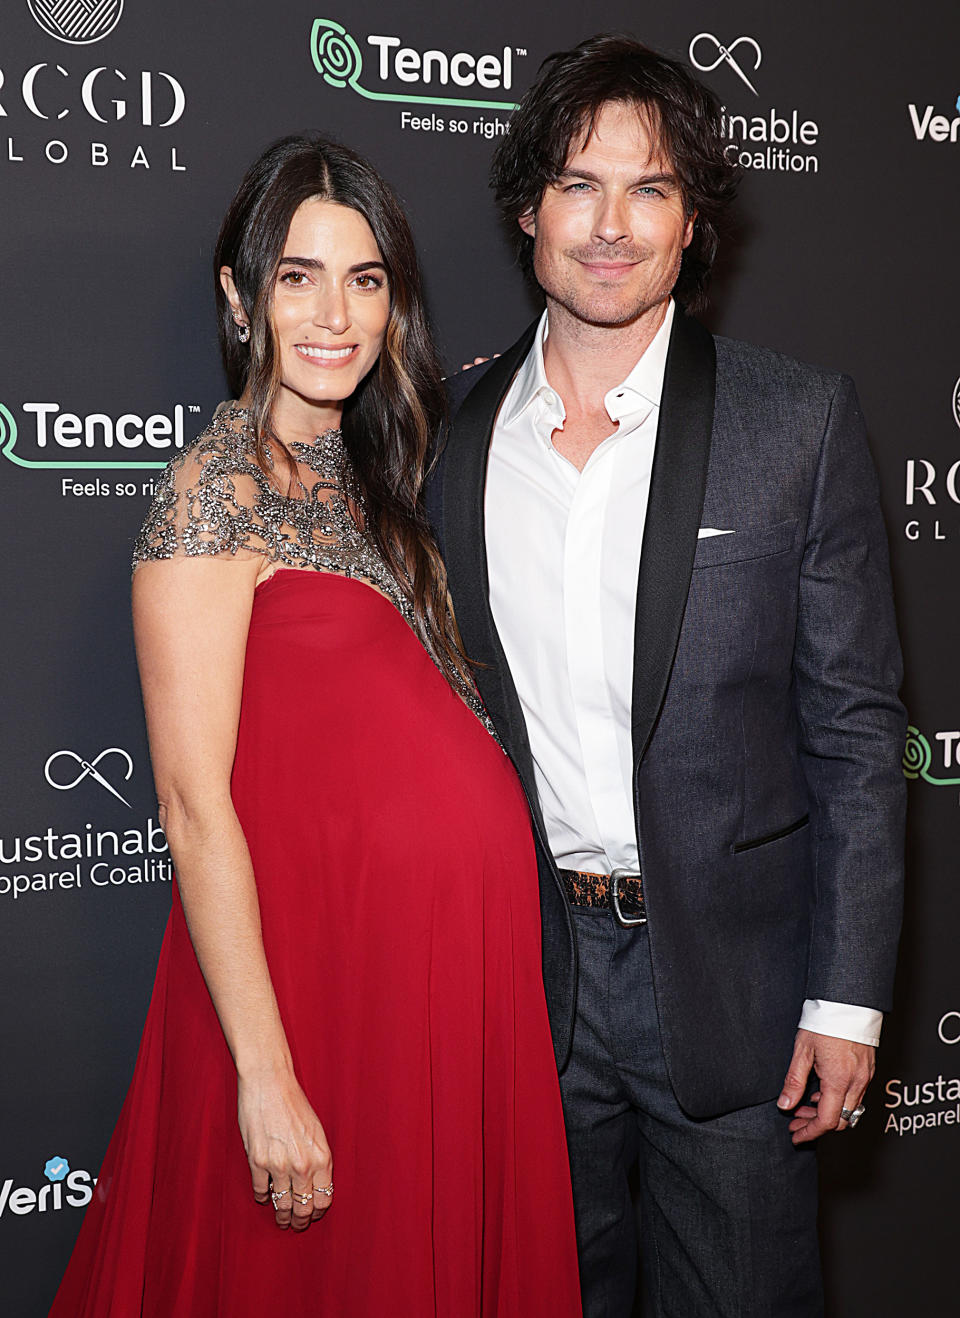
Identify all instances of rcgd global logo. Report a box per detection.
[27,0,124,46]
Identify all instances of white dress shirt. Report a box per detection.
[484,301,881,1048]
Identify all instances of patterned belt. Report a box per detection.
[558,867,647,926]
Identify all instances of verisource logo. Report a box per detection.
[0,1154,96,1217]
[908,95,960,144]
[27,0,124,46]
[309,17,525,141]
[689,30,821,176]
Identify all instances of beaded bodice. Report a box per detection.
[133,405,499,742]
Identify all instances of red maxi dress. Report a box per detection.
[49,408,582,1318]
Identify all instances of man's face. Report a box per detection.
[519,101,695,327]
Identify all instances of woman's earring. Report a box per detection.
[236,321,250,344]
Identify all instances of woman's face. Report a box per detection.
[268,198,391,428]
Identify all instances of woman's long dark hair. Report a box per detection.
[214,134,471,690]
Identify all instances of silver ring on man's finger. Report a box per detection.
[840,1104,866,1128]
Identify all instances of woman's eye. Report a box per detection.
[354,273,384,290]
[280,270,308,286]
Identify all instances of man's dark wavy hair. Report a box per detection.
[491,33,739,312]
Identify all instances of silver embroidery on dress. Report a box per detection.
[133,404,500,743]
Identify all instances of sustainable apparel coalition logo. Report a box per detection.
[689,33,761,97]
[45,748,134,808]
[310,17,521,111]
[27,0,124,45]
[689,30,822,175]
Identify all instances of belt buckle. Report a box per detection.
[610,868,646,927]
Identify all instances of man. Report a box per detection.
[427,34,905,1317]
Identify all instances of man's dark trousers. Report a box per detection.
[565,908,821,1318]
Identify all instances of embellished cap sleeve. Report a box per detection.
[132,407,280,567]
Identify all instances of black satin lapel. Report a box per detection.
[632,312,716,766]
[442,322,541,793]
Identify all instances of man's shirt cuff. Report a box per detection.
[799,999,882,1047]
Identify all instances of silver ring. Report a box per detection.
[313,1183,334,1197]
[270,1187,291,1206]
[840,1104,866,1128]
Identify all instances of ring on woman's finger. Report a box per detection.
[292,1191,313,1205]
[270,1187,291,1206]
[313,1183,334,1197]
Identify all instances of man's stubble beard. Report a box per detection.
[533,243,684,332]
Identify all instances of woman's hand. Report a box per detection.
[239,1070,334,1231]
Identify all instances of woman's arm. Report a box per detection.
[133,555,332,1230]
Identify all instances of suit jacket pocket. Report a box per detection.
[693,517,798,569]
[733,814,810,854]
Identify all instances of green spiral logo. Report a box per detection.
[310,18,363,90]
[0,403,17,461]
[902,723,960,786]
[902,725,932,779]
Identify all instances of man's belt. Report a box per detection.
[558,867,646,926]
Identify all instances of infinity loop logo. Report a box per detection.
[44,748,134,807]
[27,0,124,46]
[689,33,762,97]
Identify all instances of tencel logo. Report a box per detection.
[0,400,192,470]
[902,725,960,788]
[27,0,124,46]
[310,18,521,111]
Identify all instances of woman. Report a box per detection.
[49,135,581,1316]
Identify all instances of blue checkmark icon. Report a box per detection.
[44,1156,70,1182]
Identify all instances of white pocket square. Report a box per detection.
[698,528,735,538]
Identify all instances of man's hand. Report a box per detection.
[460,354,500,371]
[777,1028,875,1144]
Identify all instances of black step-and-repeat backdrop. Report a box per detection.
[1,1,957,1313]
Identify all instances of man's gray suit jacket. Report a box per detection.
[425,310,906,1120]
